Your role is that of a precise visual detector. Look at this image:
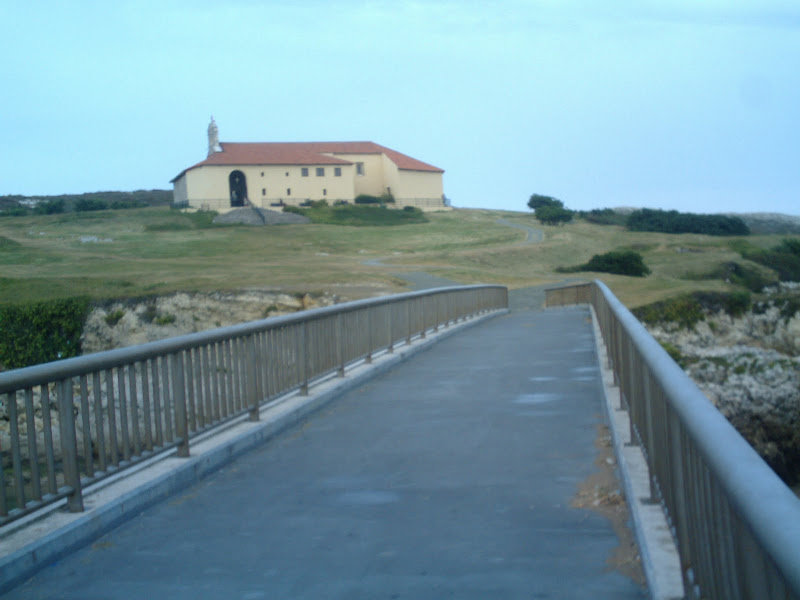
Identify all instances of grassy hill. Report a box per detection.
[0,205,795,308]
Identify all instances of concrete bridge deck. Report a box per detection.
[3,307,645,599]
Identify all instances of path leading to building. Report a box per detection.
[5,306,645,600]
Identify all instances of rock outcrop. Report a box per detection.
[644,286,800,484]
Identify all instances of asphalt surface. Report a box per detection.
[5,307,644,599]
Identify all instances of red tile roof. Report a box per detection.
[172,141,443,182]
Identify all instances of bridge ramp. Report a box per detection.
[6,307,644,599]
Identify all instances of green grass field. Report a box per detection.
[0,206,791,308]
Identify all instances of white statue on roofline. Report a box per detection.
[208,116,222,156]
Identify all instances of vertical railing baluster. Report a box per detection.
[105,369,119,467]
[300,321,309,395]
[57,378,83,512]
[247,334,259,421]
[79,376,93,478]
[8,392,25,510]
[93,372,106,472]
[161,356,173,443]
[201,345,213,426]
[41,384,58,493]
[185,347,197,432]
[116,367,130,462]
[129,365,141,457]
[141,360,153,451]
[150,359,163,448]
[172,352,189,458]
[24,388,42,500]
[192,348,205,430]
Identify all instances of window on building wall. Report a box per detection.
[261,172,264,177]
[301,167,309,177]
[285,172,289,176]
[262,188,266,196]
[334,167,341,177]
[287,188,291,195]
[323,189,327,196]
[316,167,325,177]
[356,162,364,175]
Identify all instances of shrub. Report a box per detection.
[634,295,704,329]
[627,208,750,236]
[527,194,562,211]
[740,238,800,282]
[34,199,65,215]
[580,208,628,226]
[559,250,650,277]
[105,308,125,327]
[283,205,307,216]
[535,205,574,226]
[154,313,176,325]
[354,194,384,204]
[75,198,109,212]
[0,297,90,369]
[0,206,29,217]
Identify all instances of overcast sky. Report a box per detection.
[3,1,799,214]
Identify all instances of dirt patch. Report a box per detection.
[572,422,646,588]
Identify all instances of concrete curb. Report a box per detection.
[0,309,508,594]
[587,306,685,600]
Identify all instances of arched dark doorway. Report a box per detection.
[229,170,248,207]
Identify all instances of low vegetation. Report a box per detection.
[0,297,90,369]
[526,194,574,225]
[557,250,651,277]
[627,208,750,236]
[633,291,752,329]
[284,202,428,226]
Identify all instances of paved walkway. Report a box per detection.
[4,307,644,599]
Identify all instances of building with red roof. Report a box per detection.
[171,118,446,212]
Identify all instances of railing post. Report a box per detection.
[246,334,259,421]
[366,306,373,364]
[406,299,412,344]
[387,305,394,353]
[171,353,190,458]
[337,312,345,377]
[300,321,309,395]
[57,378,84,513]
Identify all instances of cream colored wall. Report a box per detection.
[394,170,444,206]
[184,164,356,211]
[330,153,385,197]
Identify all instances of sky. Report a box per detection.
[2,1,799,215]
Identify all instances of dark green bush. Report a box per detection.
[75,198,109,212]
[634,295,705,329]
[535,205,574,226]
[34,199,65,215]
[355,194,384,204]
[0,206,29,217]
[580,208,628,226]
[527,194,562,211]
[0,297,90,369]
[740,238,800,282]
[627,208,749,236]
[559,250,650,277]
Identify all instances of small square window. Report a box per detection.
[285,172,289,176]
[334,167,341,177]
[261,172,264,177]
[323,189,327,196]
[262,188,266,196]
[356,162,364,176]
[287,188,291,196]
[316,167,325,177]
[301,167,309,177]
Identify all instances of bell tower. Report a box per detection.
[207,116,222,156]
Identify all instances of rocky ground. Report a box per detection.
[82,289,339,353]
[644,284,800,486]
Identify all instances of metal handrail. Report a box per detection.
[0,285,508,526]
[547,280,800,600]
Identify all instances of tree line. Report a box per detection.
[527,194,750,236]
